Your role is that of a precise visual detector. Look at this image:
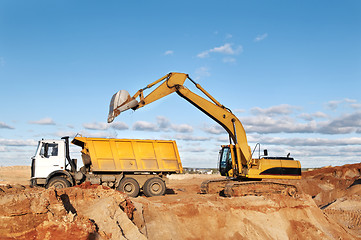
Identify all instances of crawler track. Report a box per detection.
[224,181,298,198]
[200,178,232,194]
[200,179,298,197]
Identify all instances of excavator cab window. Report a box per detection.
[219,147,232,176]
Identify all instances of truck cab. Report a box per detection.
[31,137,76,188]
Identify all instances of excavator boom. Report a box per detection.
[108,72,252,171]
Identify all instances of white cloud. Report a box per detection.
[133,117,193,133]
[133,121,158,131]
[351,103,361,109]
[197,43,243,58]
[254,135,361,147]
[318,111,361,134]
[83,122,109,130]
[164,50,173,55]
[202,124,225,135]
[29,117,56,125]
[327,98,357,110]
[0,122,14,129]
[157,116,171,129]
[83,121,129,131]
[171,124,193,133]
[250,104,298,116]
[53,131,77,138]
[78,130,117,138]
[173,134,211,141]
[0,139,37,146]
[254,33,268,42]
[111,122,129,130]
[298,112,328,121]
[241,115,318,134]
[194,67,211,80]
[241,109,361,135]
[222,57,236,63]
[182,146,207,152]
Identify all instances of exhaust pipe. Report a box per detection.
[108,90,139,123]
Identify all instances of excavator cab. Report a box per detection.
[219,146,232,176]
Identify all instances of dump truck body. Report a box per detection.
[72,137,183,173]
[30,136,183,197]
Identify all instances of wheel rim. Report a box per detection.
[150,182,161,194]
[52,182,66,189]
[124,183,135,194]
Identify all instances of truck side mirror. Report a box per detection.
[263,149,268,156]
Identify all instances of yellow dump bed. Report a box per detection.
[72,137,183,173]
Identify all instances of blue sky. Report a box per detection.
[0,0,360,168]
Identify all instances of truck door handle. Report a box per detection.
[53,165,59,166]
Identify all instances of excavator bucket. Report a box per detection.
[108,90,139,123]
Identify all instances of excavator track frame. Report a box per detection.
[200,179,298,198]
[223,181,298,198]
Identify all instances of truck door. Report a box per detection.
[34,142,63,178]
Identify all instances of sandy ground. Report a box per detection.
[0,165,30,185]
[0,164,361,239]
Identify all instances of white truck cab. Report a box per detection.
[31,136,77,188]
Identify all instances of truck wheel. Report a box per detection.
[46,176,71,189]
[143,177,166,197]
[117,177,140,197]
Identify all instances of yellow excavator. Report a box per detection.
[108,72,301,197]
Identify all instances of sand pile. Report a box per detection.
[1,163,361,239]
[299,163,361,238]
[0,183,145,240]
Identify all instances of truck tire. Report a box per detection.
[117,177,140,197]
[143,177,166,197]
[46,176,71,189]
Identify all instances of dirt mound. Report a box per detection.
[133,193,354,240]
[298,163,361,238]
[303,163,361,179]
[299,163,361,207]
[1,165,361,239]
[0,184,145,240]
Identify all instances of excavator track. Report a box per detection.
[223,181,298,198]
[200,178,232,194]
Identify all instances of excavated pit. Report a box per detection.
[0,163,361,239]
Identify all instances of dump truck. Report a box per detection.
[108,72,301,197]
[30,136,183,197]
